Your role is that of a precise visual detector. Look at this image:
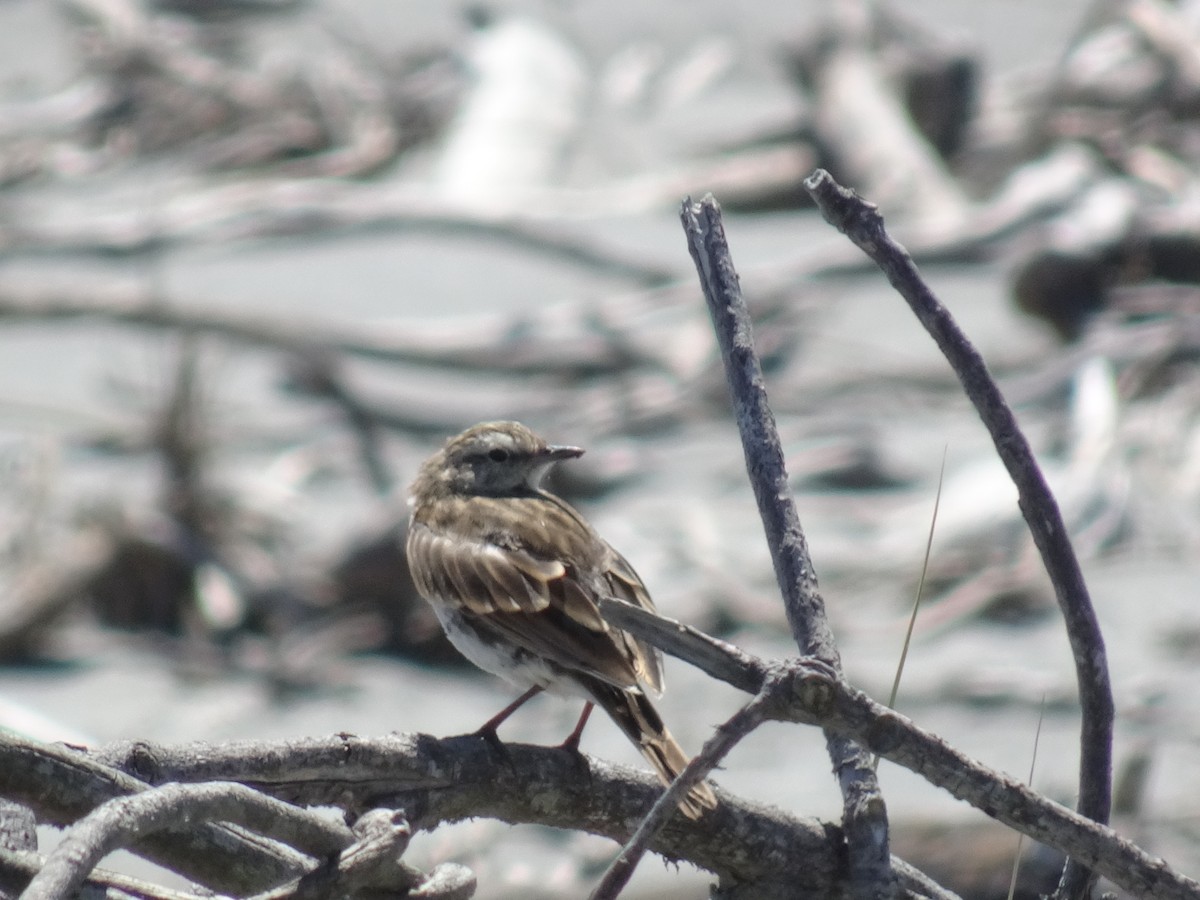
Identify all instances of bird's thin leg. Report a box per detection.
[558,701,595,752]
[474,685,544,752]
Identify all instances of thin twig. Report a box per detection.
[597,596,762,693]
[0,846,214,900]
[589,692,771,900]
[681,193,895,900]
[804,168,1113,900]
[80,732,852,897]
[883,448,947,713]
[1008,697,1048,900]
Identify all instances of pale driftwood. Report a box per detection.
[0,737,310,894]
[0,181,680,283]
[429,16,587,211]
[763,141,1103,285]
[796,1,968,225]
[53,0,419,179]
[0,276,677,375]
[869,1,979,160]
[0,273,806,447]
[0,846,215,900]
[21,782,352,900]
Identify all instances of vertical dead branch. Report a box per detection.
[681,194,895,900]
[804,168,1113,900]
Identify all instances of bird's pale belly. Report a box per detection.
[432,603,590,700]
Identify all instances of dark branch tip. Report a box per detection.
[802,169,883,237]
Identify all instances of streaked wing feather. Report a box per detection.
[551,575,606,630]
[603,543,664,693]
[504,548,563,607]
[407,519,645,688]
[506,548,567,582]
[409,489,666,691]
[605,546,656,612]
[468,606,642,688]
[479,549,541,613]
[445,542,491,609]
[410,525,550,616]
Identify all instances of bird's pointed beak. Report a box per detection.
[544,443,584,461]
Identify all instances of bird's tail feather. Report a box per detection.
[588,682,717,820]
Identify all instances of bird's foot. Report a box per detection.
[471,724,512,765]
[556,701,595,754]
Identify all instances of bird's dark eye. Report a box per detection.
[488,448,509,462]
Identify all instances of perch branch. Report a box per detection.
[5,703,1181,900]
[85,733,918,899]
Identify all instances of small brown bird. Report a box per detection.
[406,421,717,819]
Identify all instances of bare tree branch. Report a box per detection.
[681,193,895,900]
[599,596,1192,900]
[803,168,1114,900]
[5,695,1192,900]
[589,691,775,900]
[83,734,889,898]
[21,781,351,900]
[0,737,312,894]
[598,596,762,693]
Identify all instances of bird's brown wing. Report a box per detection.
[407,493,663,692]
[600,544,664,694]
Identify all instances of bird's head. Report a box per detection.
[412,421,584,499]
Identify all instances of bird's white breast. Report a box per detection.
[432,603,590,700]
